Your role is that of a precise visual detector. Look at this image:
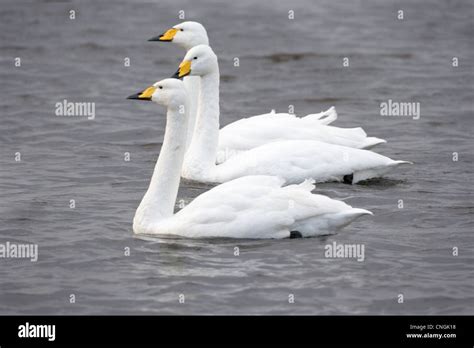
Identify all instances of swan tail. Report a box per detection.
[330,208,373,229]
[352,160,412,184]
[389,160,413,166]
[293,207,372,237]
[346,208,373,217]
[361,137,387,149]
[303,106,337,125]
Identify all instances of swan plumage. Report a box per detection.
[217,108,386,163]
[150,21,386,161]
[210,140,411,185]
[128,78,372,238]
[176,45,411,185]
[157,175,372,239]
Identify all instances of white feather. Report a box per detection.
[152,175,372,239]
[163,21,386,164]
[180,45,411,185]
[131,79,372,239]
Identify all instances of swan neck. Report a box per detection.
[183,76,200,151]
[184,69,220,179]
[135,105,188,227]
[182,37,209,51]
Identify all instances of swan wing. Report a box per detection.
[170,175,291,239]
[214,140,410,184]
[217,107,385,162]
[158,175,371,239]
[302,106,338,125]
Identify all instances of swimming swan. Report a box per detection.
[172,45,411,185]
[149,21,386,161]
[127,78,372,238]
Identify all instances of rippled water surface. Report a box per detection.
[0,0,473,314]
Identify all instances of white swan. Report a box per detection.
[173,45,411,185]
[149,21,386,161]
[127,78,372,238]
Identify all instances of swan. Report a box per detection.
[149,21,386,162]
[172,45,411,185]
[127,78,372,238]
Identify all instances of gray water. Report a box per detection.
[0,0,473,315]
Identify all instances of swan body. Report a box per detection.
[128,78,372,238]
[175,45,411,185]
[150,21,386,161]
[151,175,372,239]
[197,140,410,185]
[216,108,385,163]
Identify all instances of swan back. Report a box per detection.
[156,175,371,238]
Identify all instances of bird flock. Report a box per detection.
[127,21,411,239]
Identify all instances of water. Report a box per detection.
[0,0,473,315]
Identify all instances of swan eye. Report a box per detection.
[158,86,163,89]
[180,29,184,31]
[193,57,198,60]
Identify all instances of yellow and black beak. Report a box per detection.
[172,60,192,79]
[127,86,156,101]
[148,28,178,42]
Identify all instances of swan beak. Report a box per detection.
[127,86,156,101]
[172,60,191,79]
[148,28,178,42]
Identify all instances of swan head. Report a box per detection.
[127,78,187,109]
[148,21,209,50]
[172,44,218,79]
